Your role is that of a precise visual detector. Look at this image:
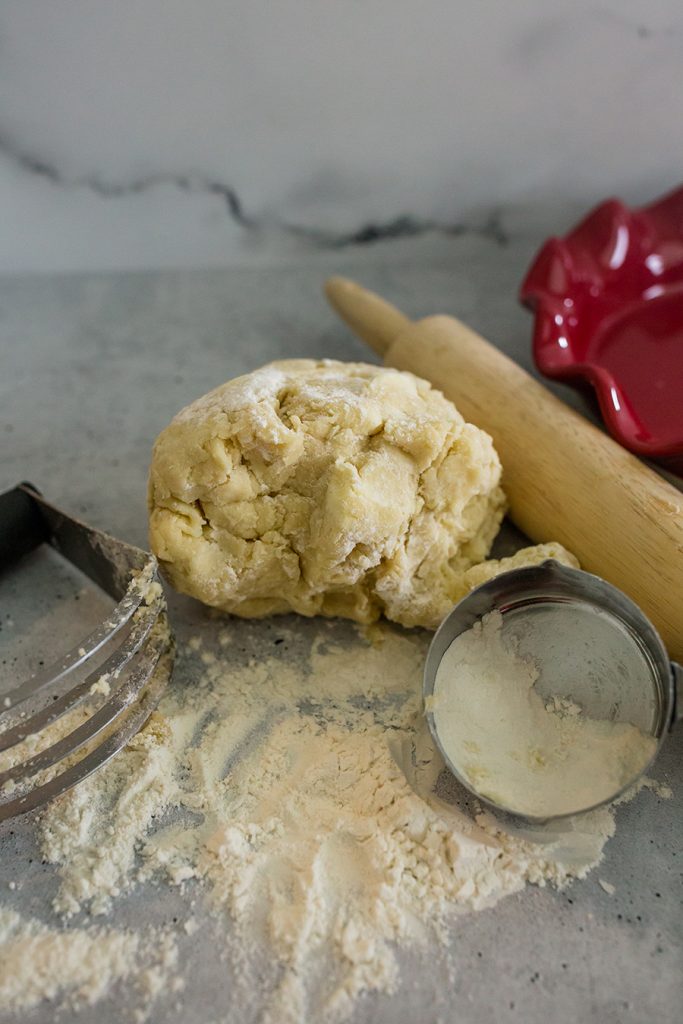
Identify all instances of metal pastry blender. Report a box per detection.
[0,483,174,822]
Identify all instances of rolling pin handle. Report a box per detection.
[325,277,412,357]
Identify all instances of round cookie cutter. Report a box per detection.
[424,559,681,823]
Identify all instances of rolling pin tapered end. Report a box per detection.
[324,276,412,357]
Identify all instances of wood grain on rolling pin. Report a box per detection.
[325,277,683,663]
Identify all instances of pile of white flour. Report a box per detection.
[0,618,660,1022]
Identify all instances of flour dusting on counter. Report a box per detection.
[0,908,178,1015]
[11,619,661,1022]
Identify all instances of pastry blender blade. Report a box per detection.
[0,483,174,822]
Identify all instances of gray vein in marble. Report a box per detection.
[0,131,508,249]
[0,131,254,229]
[286,210,509,248]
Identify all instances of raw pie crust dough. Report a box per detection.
[149,360,575,628]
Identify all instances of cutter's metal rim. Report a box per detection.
[423,559,678,826]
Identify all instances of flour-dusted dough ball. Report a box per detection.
[148,359,511,629]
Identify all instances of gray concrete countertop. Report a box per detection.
[0,222,680,1023]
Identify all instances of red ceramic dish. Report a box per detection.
[520,186,683,476]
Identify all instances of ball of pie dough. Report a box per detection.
[148,359,538,629]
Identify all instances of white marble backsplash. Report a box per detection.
[1,0,681,273]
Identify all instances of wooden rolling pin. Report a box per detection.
[325,276,683,663]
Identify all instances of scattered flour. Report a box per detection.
[0,907,177,1015]
[431,611,658,818]
[643,778,673,800]
[22,619,660,1022]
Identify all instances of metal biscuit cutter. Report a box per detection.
[0,483,174,822]
[424,560,682,823]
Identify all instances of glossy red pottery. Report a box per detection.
[520,186,683,476]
